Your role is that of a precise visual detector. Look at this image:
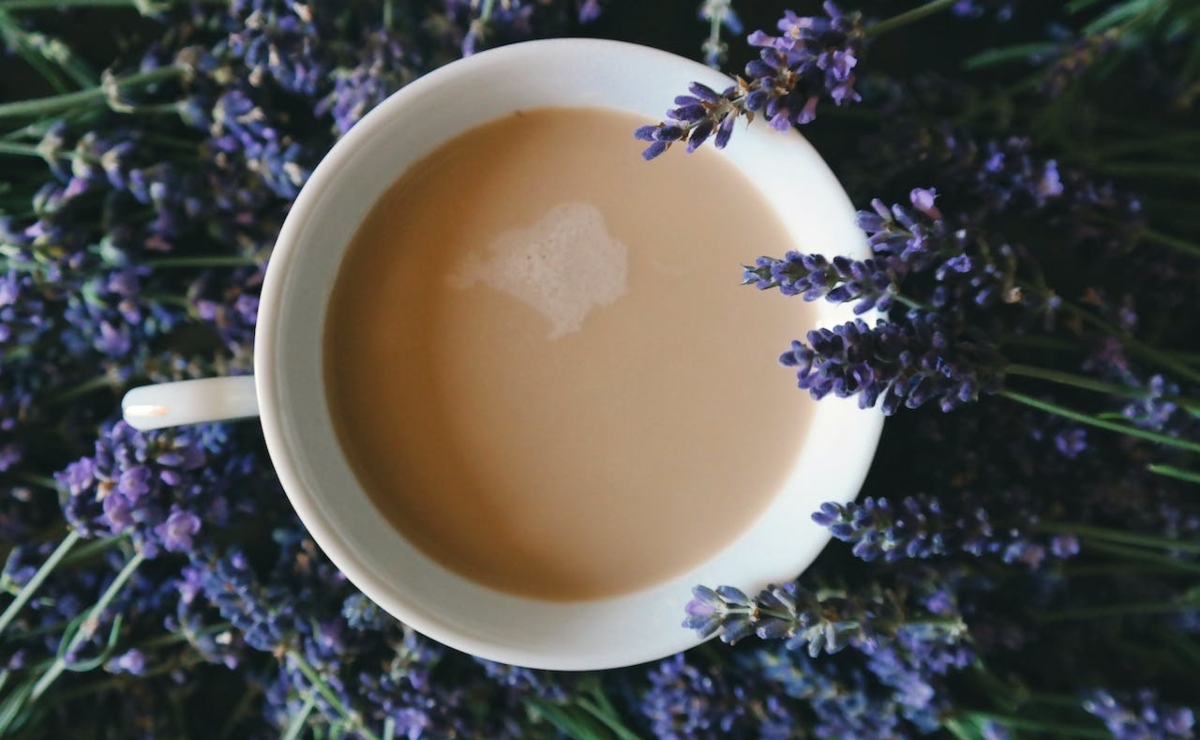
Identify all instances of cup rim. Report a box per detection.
[255,37,885,670]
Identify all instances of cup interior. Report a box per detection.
[255,38,883,670]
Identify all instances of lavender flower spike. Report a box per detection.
[779,313,1005,414]
[636,3,866,157]
[742,251,898,314]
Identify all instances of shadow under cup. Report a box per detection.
[255,38,883,671]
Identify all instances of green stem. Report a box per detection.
[1085,540,1200,576]
[1139,226,1200,260]
[958,711,1108,738]
[0,10,96,89]
[1148,464,1200,485]
[1060,563,1182,577]
[1095,162,1200,180]
[282,693,317,740]
[1001,334,1082,353]
[144,255,263,268]
[0,66,182,120]
[42,653,200,707]
[866,0,959,37]
[0,0,145,7]
[287,651,381,740]
[1053,300,1200,385]
[10,472,58,490]
[0,531,80,639]
[49,373,118,405]
[1089,213,1200,259]
[28,551,146,703]
[1000,390,1200,454]
[895,294,934,311]
[1158,630,1200,669]
[0,142,45,159]
[382,0,393,32]
[0,0,220,10]
[218,680,262,739]
[136,621,233,652]
[1038,600,1200,622]
[1034,523,1200,554]
[1005,363,1200,413]
[62,536,126,565]
[477,0,495,23]
[576,692,642,740]
[1094,131,1200,157]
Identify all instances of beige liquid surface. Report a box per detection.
[325,107,816,601]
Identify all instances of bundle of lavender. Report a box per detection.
[0,0,1196,737]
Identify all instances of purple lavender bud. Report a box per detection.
[745,58,776,79]
[686,119,714,153]
[714,115,736,149]
[641,140,669,161]
[744,88,770,112]
[909,188,942,219]
[117,466,153,499]
[1038,160,1063,197]
[715,585,751,605]
[577,0,601,23]
[658,125,685,141]
[156,509,202,553]
[831,80,861,105]
[670,104,708,123]
[796,96,820,124]
[746,29,774,47]
[1050,534,1080,558]
[1053,428,1087,459]
[688,82,722,103]
[106,649,147,675]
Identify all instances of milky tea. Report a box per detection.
[323,107,817,601]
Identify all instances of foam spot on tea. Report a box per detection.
[448,202,628,339]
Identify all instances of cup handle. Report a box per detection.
[121,376,259,431]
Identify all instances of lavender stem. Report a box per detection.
[1005,363,1200,413]
[0,531,80,639]
[866,0,959,38]
[1000,390,1200,454]
[0,66,182,120]
[1147,464,1200,485]
[28,550,146,703]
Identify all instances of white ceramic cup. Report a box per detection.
[121,38,883,670]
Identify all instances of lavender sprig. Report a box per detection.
[779,313,1004,414]
[743,252,897,314]
[636,2,866,159]
[812,495,1080,566]
[683,581,967,658]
